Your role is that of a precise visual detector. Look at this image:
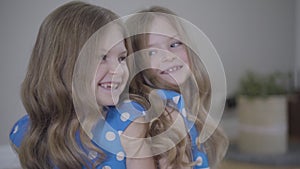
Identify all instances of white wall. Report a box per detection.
[0,0,295,146]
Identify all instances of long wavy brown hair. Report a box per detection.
[18,1,129,168]
[126,6,229,169]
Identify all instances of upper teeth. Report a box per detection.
[100,83,118,89]
[165,66,181,73]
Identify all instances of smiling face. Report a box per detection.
[95,26,129,106]
[146,16,191,86]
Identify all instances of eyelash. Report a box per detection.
[147,41,183,56]
[170,41,182,48]
[101,55,127,63]
[118,56,127,62]
[102,55,107,61]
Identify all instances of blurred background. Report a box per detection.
[0,0,299,168]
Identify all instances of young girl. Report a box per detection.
[126,6,229,169]
[9,2,154,169]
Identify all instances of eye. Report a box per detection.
[118,55,127,63]
[170,41,182,48]
[148,49,157,56]
[101,55,107,62]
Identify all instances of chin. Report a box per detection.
[97,97,120,106]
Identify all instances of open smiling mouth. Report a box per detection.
[98,82,120,90]
[161,65,183,74]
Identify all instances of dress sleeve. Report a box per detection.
[104,100,146,134]
[9,115,30,148]
[91,100,146,164]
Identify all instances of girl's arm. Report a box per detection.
[121,117,156,169]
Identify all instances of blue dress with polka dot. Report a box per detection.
[9,100,145,169]
[155,89,210,169]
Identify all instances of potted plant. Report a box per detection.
[237,71,289,155]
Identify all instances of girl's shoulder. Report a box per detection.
[155,89,181,99]
[91,100,148,168]
[9,115,30,148]
[117,99,146,117]
[103,100,146,133]
[155,89,184,110]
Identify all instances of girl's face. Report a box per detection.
[146,16,191,86]
[95,27,129,106]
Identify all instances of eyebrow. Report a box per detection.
[99,45,127,55]
[106,48,128,56]
[148,34,181,47]
[119,50,127,55]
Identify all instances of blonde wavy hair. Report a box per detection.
[126,6,229,169]
[18,1,131,168]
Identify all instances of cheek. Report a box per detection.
[178,50,190,66]
[149,58,161,69]
[95,67,106,81]
[122,65,130,80]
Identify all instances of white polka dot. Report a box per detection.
[182,108,187,117]
[88,150,98,160]
[172,96,180,104]
[102,166,111,169]
[13,125,19,134]
[118,130,123,135]
[195,137,198,145]
[196,156,203,166]
[142,111,146,115]
[123,99,131,103]
[120,112,130,122]
[116,151,125,161]
[105,131,116,141]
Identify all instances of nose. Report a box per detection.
[161,51,176,62]
[108,60,125,75]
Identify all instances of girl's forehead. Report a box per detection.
[148,16,178,37]
[98,24,125,53]
[148,33,180,47]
